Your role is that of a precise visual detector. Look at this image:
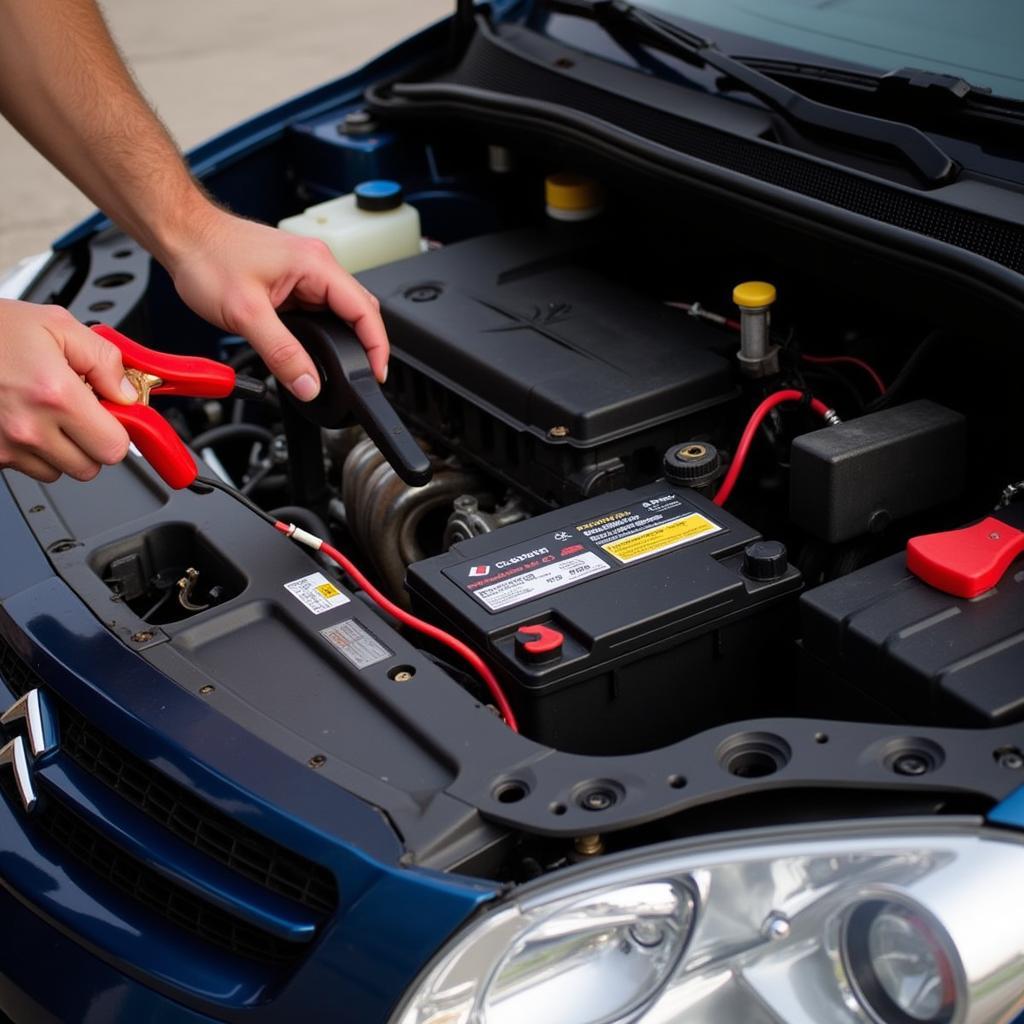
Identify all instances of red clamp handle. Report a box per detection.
[92,324,236,398]
[907,516,1024,599]
[100,402,198,490]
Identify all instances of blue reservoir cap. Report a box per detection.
[354,179,404,212]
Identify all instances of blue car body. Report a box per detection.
[3,3,1024,1022]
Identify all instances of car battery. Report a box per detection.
[407,483,802,754]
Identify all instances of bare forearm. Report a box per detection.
[0,0,211,263]
[0,0,389,403]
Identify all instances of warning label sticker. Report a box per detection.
[471,551,610,612]
[320,619,392,669]
[574,492,722,564]
[284,572,350,615]
[601,512,721,563]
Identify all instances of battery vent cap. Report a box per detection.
[743,540,789,582]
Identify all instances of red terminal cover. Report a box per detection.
[515,624,565,659]
[907,516,1024,599]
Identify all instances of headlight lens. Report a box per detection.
[391,822,1024,1024]
[843,900,958,1024]
[484,882,692,1024]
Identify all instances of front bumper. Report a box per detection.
[0,473,497,1024]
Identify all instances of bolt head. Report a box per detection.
[308,754,327,769]
[581,789,614,811]
[763,912,791,940]
[404,284,441,303]
[199,685,215,695]
[548,425,570,439]
[893,753,929,776]
[131,631,154,643]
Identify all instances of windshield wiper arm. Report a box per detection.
[543,0,957,187]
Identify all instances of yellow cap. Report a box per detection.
[545,173,604,212]
[733,281,777,309]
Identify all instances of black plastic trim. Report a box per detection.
[368,21,1024,300]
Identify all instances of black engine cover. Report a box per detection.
[358,225,737,504]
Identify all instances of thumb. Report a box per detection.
[242,301,321,402]
[63,321,139,405]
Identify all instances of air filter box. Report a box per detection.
[408,483,801,754]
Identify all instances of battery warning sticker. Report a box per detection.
[284,572,350,615]
[320,619,393,669]
[445,491,725,613]
[574,493,721,563]
[600,512,720,562]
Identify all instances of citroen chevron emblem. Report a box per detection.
[0,689,58,813]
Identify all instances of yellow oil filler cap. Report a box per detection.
[733,281,777,310]
[545,173,605,221]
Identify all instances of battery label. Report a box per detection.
[601,512,720,563]
[470,551,609,611]
[444,491,726,614]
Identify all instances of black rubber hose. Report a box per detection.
[240,462,275,496]
[189,424,274,451]
[866,329,949,413]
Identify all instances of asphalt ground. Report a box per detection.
[0,0,450,269]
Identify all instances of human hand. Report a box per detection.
[164,207,389,401]
[0,299,136,482]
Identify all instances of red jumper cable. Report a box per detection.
[713,390,836,507]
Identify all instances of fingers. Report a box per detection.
[0,301,131,485]
[232,295,322,401]
[0,451,60,484]
[41,430,103,482]
[59,383,131,468]
[58,314,139,404]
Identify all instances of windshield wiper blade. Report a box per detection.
[543,0,958,186]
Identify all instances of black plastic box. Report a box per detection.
[800,535,1024,726]
[408,483,802,754]
[789,400,965,543]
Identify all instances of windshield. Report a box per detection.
[639,0,1024,101]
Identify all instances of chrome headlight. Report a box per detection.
[391,821,1024,1024]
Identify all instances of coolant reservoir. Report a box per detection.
[277,180,421,273]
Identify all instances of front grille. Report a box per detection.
[6,774,304,964]
[0,638,40,701]
[0,635,339,961]
[58,702,338,915]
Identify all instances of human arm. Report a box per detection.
[0,0,388,400]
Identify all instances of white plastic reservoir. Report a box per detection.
[278,180,421,273]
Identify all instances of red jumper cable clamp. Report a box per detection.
[91,324,265,489]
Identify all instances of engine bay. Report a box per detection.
[11,94,1024,881]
